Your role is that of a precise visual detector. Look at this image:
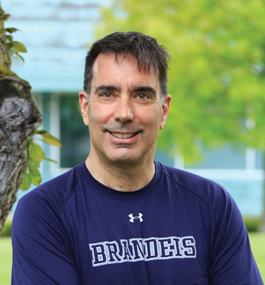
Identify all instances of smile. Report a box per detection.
[110,132,137,139]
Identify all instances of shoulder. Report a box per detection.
[16,162,84,218]
[159,162,228,197]
[157,162,238,222]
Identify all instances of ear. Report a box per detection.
[160,94,171,130]
[79,91,89,126]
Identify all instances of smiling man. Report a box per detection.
[12,32,263,284]
[79,52,170,191]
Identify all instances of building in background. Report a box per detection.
[2,0,263,217]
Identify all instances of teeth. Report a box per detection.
[111,132,135,139]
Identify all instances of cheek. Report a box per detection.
[89,105,110,126]
[143,111,162,132]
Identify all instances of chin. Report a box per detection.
[107,153,141,165]
[110,156,138,164]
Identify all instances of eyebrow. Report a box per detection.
[95,85,121,94]
[131,86,157,96]
[95,85,157,96]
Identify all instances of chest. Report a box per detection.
[64,191,213,284]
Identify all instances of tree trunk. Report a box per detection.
[0,7,42,232]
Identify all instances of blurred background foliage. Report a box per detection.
[95,0,265,163]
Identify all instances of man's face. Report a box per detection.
[79,53,171,167]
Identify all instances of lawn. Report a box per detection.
[249,233,265,280]
[0,234,264,284]
[0,238,12,285]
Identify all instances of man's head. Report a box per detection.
[79,32,171,173]
[83,31,170,98]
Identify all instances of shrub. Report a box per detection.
[1,220,12,237]
[244,217,260,233]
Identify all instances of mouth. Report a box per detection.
[110,132,138,139]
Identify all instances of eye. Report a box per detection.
[101,92,112,98]
[137,93,149,100]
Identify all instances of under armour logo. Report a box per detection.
[129,213,143,223]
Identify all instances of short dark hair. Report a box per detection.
[83,31,170,98]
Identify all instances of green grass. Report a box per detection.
[249,233,265,280]
[0,237,12,285]
[0,234,264,284]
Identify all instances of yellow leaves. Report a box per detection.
[35,130,62,147]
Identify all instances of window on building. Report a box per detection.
[185,145,246,169]
[59,94,90,168]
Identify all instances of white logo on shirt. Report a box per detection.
[129,213,143,223]
[89,236,197,267]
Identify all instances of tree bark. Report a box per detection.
[0,7,42,233]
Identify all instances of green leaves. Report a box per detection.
[20,173,31,191]
[20,131,62,191]
[4,22,61,192]
[97,0,265,162]
[20,140,43,191]
[5,26,27,62]
[5,27,19,33]
[12,41,27,53]
[28,140,45,164]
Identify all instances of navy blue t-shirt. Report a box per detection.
[12,161,263,284]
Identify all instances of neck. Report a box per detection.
[85,153,155,192]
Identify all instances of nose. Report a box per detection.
[114,96,134,123]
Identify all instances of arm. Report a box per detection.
[210,189,263,284]
[12,191,80,285]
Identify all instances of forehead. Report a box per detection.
[91,53,160,90]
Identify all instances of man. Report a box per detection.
[12,32,263,284]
